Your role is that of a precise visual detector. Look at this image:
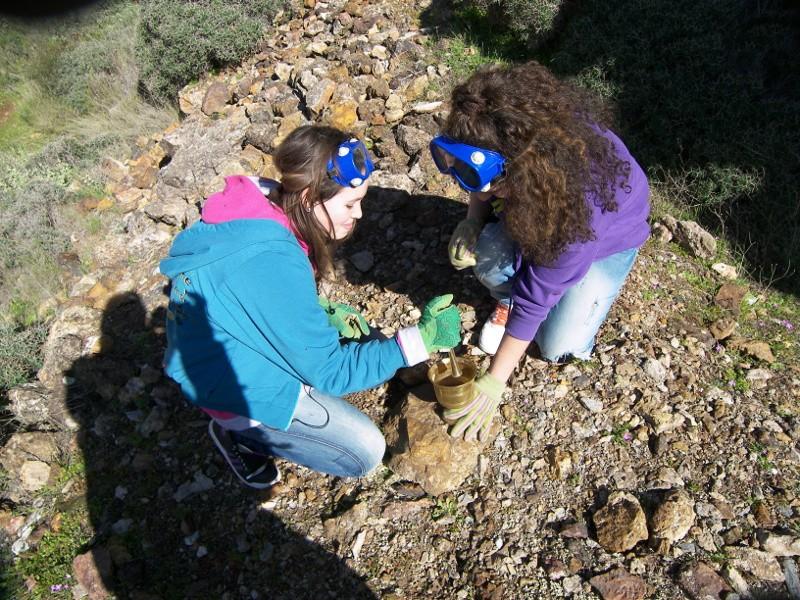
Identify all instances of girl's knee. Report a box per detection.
[357,423,386,476]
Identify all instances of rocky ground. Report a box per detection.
[2,0,799,599]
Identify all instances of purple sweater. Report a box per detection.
[506,128,650,341]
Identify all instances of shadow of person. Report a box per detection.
[338,185,496,329]
[65,292,378,599]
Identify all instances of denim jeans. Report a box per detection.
[473,222,638,361]
[230,385,386,478]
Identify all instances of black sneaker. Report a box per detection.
[208,420,280,489]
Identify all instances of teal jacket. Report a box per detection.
[160,177,411,430]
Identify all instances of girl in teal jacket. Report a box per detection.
[161,125,460,488]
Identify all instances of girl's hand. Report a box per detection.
[444,372,505,441]
[418,294,461,352]
[448,218,482,270]
[319,296,370,340]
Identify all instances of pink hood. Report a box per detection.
[201,175,309,256]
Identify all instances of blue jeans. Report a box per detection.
[473,222,638,361]
[231,386,386,478]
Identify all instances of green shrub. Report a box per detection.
[0,319,48,395]
[137,0,286,104]
[464,0,567,49]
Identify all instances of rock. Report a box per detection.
[649,489,695,548]
[305,78,336,116]
[756,531,800,557]
[714,284,747,315]
[411,101,443,113]
[589,567,647,600]
[579,395,604,413]
[324,100,359,130]
[384,386,497,496]
[721,564,750,597]
[711,262,738,280]
[201,82,232,115]
[178,81,205,115]
[546,446,572,480]
[7,383,65,429]
[651,222,673,244]
[72,547,113,600]
[395,124,430,155]
[559,522,589,539]
[380,498,433,520]
[678,562,732,600]
[402,74,428,102]
[128,154,159,189]
[675,220,717,259]
[643,357,668,384]
[322,501,368,546]
[784,558,800,600]
[274,111,308,148]
[144,197,192,227]
[0,432,60,500]
[541,555,568,580]
[245,123,278,153]
[727,338,775,363]
[593,492,649,553]
[349,250,375,272]
[173,471,214,502]
[744,367,773,389]
[710,318,737,340]
[724,546,785,582]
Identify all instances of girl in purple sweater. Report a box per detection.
[429,61,650,441]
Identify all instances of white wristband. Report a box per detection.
[396,326,429,366]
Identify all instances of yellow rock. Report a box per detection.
[324,100,359,130]
[96,197,115,211]
[274,112,306,147]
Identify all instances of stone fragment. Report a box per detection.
[784,558,800,600]
[349,250,374,272]
[724,546,785,582]
[72,547,113,600]
[273,111,308,147]
[649,488,695,548]
[305,78,336,116]
[714,284,747,315]
[380,498,433,520]
[385,386,497,496]
[589,567,647,600]
[711,262,738,279]
[651,222,673,244]
[395,124,430,155]
[201,82,231,115]
[727,338,775,363]
[675,219,717,259]
[323,501,368,546]
[129,154,159,189]
[546,446,572,480]
[710,318,737,340]
[324,100,359,130]
[7,383,64,429]
[402,74,429,102]
[593,492,649,553]
[678,562,731,600]
[757,531,800,557]
[642,357,668,384]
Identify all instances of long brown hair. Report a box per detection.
[273,125,350,278]
[444,61,630,266]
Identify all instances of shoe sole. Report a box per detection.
[208,420,281,489]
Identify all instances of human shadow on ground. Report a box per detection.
[420,0,800,294]
[339,185,496,332]
[65,292,378,599]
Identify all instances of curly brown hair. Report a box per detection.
[443,61,631,266]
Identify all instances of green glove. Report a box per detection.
[448,218,482,270]
[444,372,505,442]
[319,296,370,340]
[417,294,461,353]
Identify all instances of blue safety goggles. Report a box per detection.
[429,135,506,193]
[327,138,375,187]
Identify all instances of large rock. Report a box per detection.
[395,124,430,156]
[0,432,60,501]
[757,531,800,556]
[678,562,731,600]
[7,383,66,429]
[304,78,336,116]
[72,547,113,600]
[384,385,496,496]
[589,567,647,600]
[724,546,785,582]
[201,82,232,116]
[674,219,717,259]
[593,492,649,553]
[649,488,695,550]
